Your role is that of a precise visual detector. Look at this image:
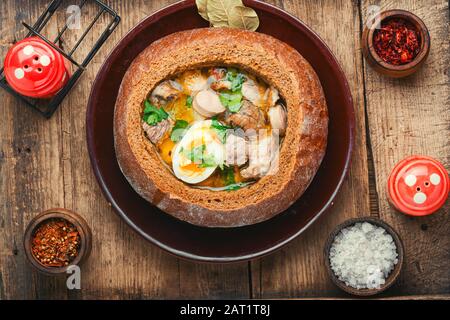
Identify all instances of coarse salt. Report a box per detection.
[329,222,398,290]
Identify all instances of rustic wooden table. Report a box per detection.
[0,0,448,300]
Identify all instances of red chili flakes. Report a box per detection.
[373,18,421,65]
[31,218,80,267]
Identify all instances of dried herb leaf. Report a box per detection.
[195,0,209,21]
[228,5,259,31]
[206,0,243,27]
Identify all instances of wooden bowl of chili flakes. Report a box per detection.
[362,9,430,78]
[24,208,92,275]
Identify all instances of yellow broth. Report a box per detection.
[148,66,284,190]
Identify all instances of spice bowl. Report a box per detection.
[23,208,92,275]
[324,217,404,297]
[362,9,430,78]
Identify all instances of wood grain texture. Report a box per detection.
[361,0,450,296]
[0,0,249,300]
[250,0,370,298]
[0,0,68,300]
[0,0,448,299]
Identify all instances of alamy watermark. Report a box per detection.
[66,5,81,30]
[66,265,81,290]
[175,128,281,178]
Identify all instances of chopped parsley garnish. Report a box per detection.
[225,68,245,92]
[219,91,243,113]
[215,68,246,113]
[221,165,236,186]
[227,72,245,92]
[198,153,218,168]
[142,100,168,126]
[225,183,246,191]
[183,144,206,163]
[227,67,238,77]
[170,120,189,142]
[211,117,231,143]
[186,95,193,108]
[183,143,223,168]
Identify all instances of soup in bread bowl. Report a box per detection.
[114,28,328,227]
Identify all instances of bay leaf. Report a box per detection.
[228,5,259,31]
[195,0,209,21]
[206,0,243,27]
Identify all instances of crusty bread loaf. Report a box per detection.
[114,28,328,227]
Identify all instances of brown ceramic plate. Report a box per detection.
[86,0,355,262]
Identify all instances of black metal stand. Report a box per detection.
[0,0,120,118]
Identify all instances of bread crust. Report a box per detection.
[114,28,328,227]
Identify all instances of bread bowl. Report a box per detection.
[114,27,328,227]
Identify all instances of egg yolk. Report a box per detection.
[180,163,204,174]
[158,138,175,165]
[166,94,194,123]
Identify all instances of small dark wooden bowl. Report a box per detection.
[362,9,430,78]
[324,217,404,297]
[23,208,92,275]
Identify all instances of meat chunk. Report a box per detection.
[209,67,227,80]
[224,133,248,166]
[150,80,182,106]
[142,118,174,144]
[227,100,265,131]
[268,103,287,136]
[241,80,261,106]
[182,70,208,94]
[264,86,280,107]
[240,133,280,179]
[210,80,232,91]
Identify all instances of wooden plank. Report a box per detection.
[53,0,250,299]
[289,294,450,300]
[0,0,250,299]
[361,0,450,295]
[251,0,371,298]
[0,0,68,299]
[1,0,448,300]
[378,294,450,300]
